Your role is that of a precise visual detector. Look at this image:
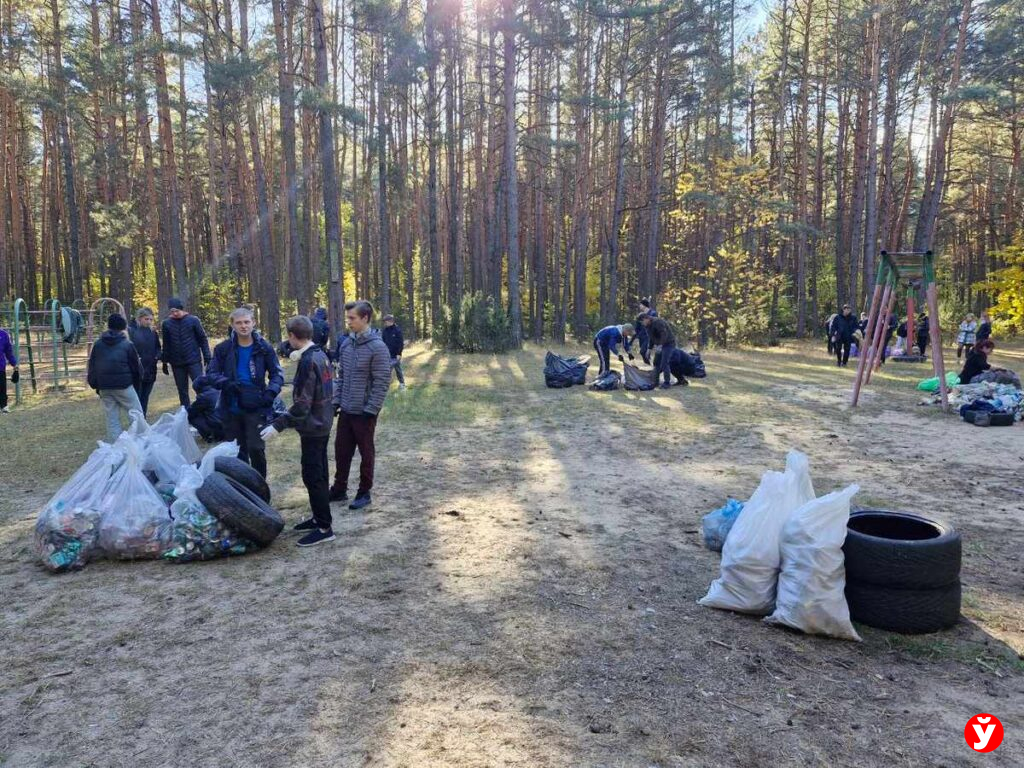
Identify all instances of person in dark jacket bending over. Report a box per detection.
[161,297,211,408]
[640,314,677,389]
[329,300,392,511]
[381,314,406,390]
[829,304,858,367]
[593,323,635,376]
[88,313,143,442]
[634,299,658,364]
[128,307,161,416]
[261,315,336,546]
[205,307,284,479]
[959,338,994,385]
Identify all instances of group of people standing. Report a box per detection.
[78,297,405,548]
[826,305,994,370]
[592,299,683,389]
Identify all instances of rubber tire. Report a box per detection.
[845,579,961,634]
[197,471,284,546]
[214,456,271,503]
[843,510,961,590]
[963,410,1015,427]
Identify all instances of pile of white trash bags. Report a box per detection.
[34,408,252,573]
[699,451,862,641]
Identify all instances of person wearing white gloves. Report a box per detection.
[260,315,336,547]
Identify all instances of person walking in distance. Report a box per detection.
[161,297,211,407]
[381,314,406,390]
[829,304,858,367]
[260,316,336,547]
[205,307,284,479]
[87,313,144,441]
[329,300,392,511]
[128,308,161,416]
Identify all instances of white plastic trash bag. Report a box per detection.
[34,442,123,572]
[97,437,174,559]
[699,451,816,615]
[198,441,240,479]
[152,407,202,464]
[764,484,862,641]
[144,434,189,485]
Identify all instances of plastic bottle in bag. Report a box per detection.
[97,438,174,559]
[34,443,122,572]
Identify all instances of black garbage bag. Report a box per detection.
[589,370,622,391]
[653,348,708,381]
[623,363,656,391]
[545,351,590,388]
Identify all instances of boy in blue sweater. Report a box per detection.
[593,323,635,376]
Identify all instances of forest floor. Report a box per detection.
[1,339,1023,767]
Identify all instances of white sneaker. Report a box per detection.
[399,383,407,390]
[1,406,9,413]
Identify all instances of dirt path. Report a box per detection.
[1,341,1022,767]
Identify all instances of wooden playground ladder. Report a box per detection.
[850,250,949,410]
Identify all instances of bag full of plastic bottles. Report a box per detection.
[35,442,124,573]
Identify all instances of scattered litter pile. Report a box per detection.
[920,380,1023,424]
[34,408,284,573]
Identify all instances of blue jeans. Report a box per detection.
[658,343,676,385]
[391,357,405,385]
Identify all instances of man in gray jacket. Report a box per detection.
[329,300,392,510]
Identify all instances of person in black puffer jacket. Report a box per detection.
[312,307,331,355]
[161,297,211,408]
[128,307,161,416]
[829,305,858,367]
[87,314,143,442]
[381,314,406,389]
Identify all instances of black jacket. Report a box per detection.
[382,324,405,358]
[312,308,331,350]
[648,317,675,347]
[205,332,285,417]
[128,321,161,383]
[87,331,142,391]
[976,321,992,342]
[958,350,990,384]
[161,314,211,367]
[830,313,858,343]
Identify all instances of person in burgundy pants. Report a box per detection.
[329,300,392,511]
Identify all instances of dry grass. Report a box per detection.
[1,339,1022,767]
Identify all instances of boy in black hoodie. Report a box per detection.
[88,314,144,441]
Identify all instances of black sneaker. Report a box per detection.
[349,494,372,510]
[659,381,672,390]
[329,486,349,502]
[676,377,689,386]
[297,528,336,547]
[293,518,318,532]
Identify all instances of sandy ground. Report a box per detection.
[1,340,1022,767]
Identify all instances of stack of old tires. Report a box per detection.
[196,457,285,547]
[843,510,962,634]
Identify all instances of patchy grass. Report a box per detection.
[1,338,1022,767]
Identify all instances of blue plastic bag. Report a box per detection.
[702,499,744,552]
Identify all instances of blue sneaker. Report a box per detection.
[349,494,372,510]
[297,528,336,547]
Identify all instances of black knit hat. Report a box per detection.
[168,297,185,310]
[107,313,127,331]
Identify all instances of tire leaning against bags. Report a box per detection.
[197,471,284,546]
